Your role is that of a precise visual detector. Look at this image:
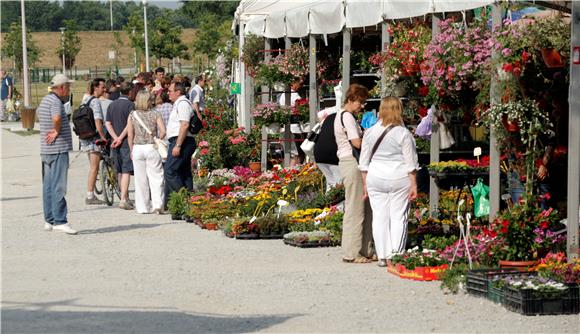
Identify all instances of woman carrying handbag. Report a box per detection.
[359,97,420,267]
[127,90,167,214]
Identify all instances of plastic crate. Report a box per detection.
[487,282,505,304]
[466,268,526,298]
[504,284,580,316]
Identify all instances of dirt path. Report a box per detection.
[1,125,578,333]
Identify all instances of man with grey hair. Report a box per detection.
[37,74,77,234]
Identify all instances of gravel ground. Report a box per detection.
[1,126,579,333]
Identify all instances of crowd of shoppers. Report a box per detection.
[39,72,419,268]
[38,68,209,233]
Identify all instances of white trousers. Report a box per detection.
[132,144,165,214]
[366,169,410,260]
[316,163,342,190]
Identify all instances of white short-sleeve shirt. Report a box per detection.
[166,95,194,139]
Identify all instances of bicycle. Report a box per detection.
[96,139,121,206]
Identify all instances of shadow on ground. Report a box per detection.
[78,224,162,235]
[1,307,297,333]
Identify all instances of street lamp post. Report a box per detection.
[143,0,150,72]
[20,0,30,108]
[59,27,66,74]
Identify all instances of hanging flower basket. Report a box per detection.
[540,48,565,68]
[501,115,520,132]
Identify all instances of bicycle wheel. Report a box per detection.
[100,161,114,206]
[94,162,103,195]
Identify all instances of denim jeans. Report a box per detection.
[164,136,196,205]
[41,152,69,225]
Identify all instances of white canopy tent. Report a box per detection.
[235,0,494,38]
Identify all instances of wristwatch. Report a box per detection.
[176,144,181,148]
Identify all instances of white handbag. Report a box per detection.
[132,111,168,159]
[300,122,322,161]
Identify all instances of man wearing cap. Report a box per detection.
[37,74,77,234]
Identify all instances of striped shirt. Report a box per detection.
[156,102,173,127]
[37,93,73,155]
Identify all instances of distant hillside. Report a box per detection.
[1,29,197,70]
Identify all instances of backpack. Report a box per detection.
[313,113,339,165]
[177,99,203,135]
[72,96,97,139]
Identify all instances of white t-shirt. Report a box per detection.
[166,95,194,139]
[279,91,306,133]
[358,122,420,179]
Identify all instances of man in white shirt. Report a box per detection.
[188,73,206,124]
[164,82,197,206]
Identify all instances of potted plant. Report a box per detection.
[167,188,189,221]
[251,103,291,129]
[241,33,264,77]
[529,15,570,68]
[490,196,564,267]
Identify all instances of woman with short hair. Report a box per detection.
[127,90,166,214]
[334,84,375,263]
[359,97,419,267]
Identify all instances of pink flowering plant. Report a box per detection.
[252,102,291,127]
[421,18,493,113]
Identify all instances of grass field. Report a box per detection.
[1,29,197,70]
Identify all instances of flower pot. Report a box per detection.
[499,260,538,271]
[205,223,218,230]
[540,48,565,68]
[248,161,261,172]
[20,107,36,130]
[171,214,183,221]
[267,123,281,133]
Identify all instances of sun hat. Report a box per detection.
[50,74,74,87]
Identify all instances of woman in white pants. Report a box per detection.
[127,90,166,214]
[359,97,419,267]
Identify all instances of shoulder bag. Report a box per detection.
[132,111,168,159]
[368,124,398,164]
[340,111,361,162]
[300,122,322,161]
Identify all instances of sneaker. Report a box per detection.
[85,197,106,205]
[119,200,134,210]
[53,224,78,235]
[44,223,53,231]
[153,208,166,215]
[377,259,387,267]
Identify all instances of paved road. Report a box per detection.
[1,126,579,333]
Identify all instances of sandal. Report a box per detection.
[342,257,372,264]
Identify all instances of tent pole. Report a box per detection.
[489,4,503,221]
[309,34,317,125]
[261,38,271,171]
[381,21,390,95]
[567,2,580,262]
[429,15,441,217]
[284,37,292,167]
[342,28,351,98]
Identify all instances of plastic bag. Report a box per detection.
[415,108,432,139]
[361,111,378,129]
[471,178,490,218]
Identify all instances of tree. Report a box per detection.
[1,22,42,74]
[181,1,238,27]
[124,11,145,68]
[150,14,189,66]
[56,20,82,69]
[191,15,232,59]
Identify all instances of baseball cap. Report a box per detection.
[50,74,74,87]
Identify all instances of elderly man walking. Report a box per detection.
[164,82,196,205]
[38,74,77,234]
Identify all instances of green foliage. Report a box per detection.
[56,20,82,69]
[191,15,232,59]
[1,22,42,74]
[241,34,264,76]
[167,188,189,217]
[254,215,290,235]
[150,14,189,63]
[421,235,458,251]
[439,263,470,294]
[124,11,145,59]
[181,1,238,27]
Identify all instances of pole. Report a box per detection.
[143,0,150,72]
[381,22,390,95]
[308,34,317,125]
[567,2,580,262]
[132,28,137,73]
[429,14,441,216]
[110,0,113,31]
[20,0,30,108]
[60,27,66,74]
[341,28,351,98]
[489,4,503,221]
[239,22,247,132]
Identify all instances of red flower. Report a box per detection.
[500,220,509,234]
[512,67,522,77]
[418,86,429,97]
[521,51,531,63]
[539,220,550,230]
[502,63,513,73]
